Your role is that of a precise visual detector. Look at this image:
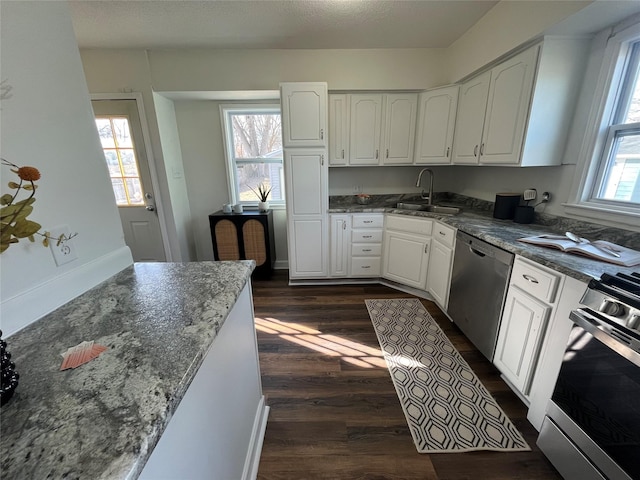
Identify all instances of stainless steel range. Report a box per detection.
[537,272,640,480]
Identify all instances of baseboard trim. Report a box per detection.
[1,246,133,336]
[242,396,270,480]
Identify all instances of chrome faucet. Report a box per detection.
[415,168,434,204]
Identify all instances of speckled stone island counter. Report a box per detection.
[329,193,640,282]
[0,261,254,480]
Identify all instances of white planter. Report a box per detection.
[258,201,269,212]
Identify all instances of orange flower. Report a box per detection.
[17,166,40,182]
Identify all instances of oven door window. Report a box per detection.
[552,324,640,477]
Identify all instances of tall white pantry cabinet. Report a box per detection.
[281,82,329,279]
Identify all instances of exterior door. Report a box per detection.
[92,99,166,261]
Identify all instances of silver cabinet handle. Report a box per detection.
[523,274,539,284]
[480,143,485,155]
[424,244,429,254]
[321,155,324,166]
[446,146,450,157]
[320,128,324,140]
[361,265,371,269]
[386,149,389,158]
[473,145,478,157]
[362,249,372,252]
[342,222,346,230]
[363,220,373,224]
[341,149,345,159]
[439,231,446,236]
[363,235,372,239]
[375,149,379,160]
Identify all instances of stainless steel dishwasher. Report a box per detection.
[447,231,514,361]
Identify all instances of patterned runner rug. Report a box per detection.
[365,298,530,453]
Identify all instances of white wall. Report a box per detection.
[0,1,132,335]
[153,94,196,261]
[446,1,592,82]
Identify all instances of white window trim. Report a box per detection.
[219,103,284,209]
[565,19,640,230]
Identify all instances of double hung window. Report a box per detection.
[221,105,284,207]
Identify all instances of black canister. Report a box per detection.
[514,205,535,224]
[493,193,521,219]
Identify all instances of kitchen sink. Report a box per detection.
[395,203,461,215]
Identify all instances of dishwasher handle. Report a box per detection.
[469,247,487,258]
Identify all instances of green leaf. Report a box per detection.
[12,219,41,238]
[22,184,36,191]
[0,204,33,221]
[0,194,12,205]
[7,181,20,189]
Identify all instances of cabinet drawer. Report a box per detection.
[351,243,382,257]
[352,214,384,229]
[432,222,456,248]
[511,258,560,303]
[350,257,381,276]
[352,229,383,243]
[385,214,432,235]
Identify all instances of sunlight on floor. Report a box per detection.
[255,316,388,368]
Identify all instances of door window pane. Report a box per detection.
[95,115,146,206]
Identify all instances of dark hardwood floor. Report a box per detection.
[252,271,561,480]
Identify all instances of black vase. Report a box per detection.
[0,330,19,406]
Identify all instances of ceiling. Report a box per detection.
[68,0,500,50]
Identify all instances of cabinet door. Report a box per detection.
[426,240,453,310]
[452,71,491,165]
[415,86,459,164]
[382,231,429,290]
[281,82,327,148]
[329,214,350,277]
[289,218,328,278]
[349,94,383,165]
[285,149,327,216]
[494,287,550,396]
[328,94,349,166]
[382,93,418,165]
[480,47,538,165]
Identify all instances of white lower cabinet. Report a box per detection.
[382,231,430,289]
[329,213,383,278]
[289,218,328,278]
[329,214,350,277]
[493,256,561,401]
[426,222,456,310]
[494,287,551,395]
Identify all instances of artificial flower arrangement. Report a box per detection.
[249,183,272,202]
[1,158,76,253]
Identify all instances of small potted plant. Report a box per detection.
[249,183,271,212]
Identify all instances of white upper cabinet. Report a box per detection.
[415,85,459,165]
[452,37,588,167]
[349,94,383,165]
[452,71,491,164]
[281,82,327,148]
[480,46,538,165]
[330,92,418,166]
[382,93,418,165]
[328,94,349,166]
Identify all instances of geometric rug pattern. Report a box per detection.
[365,298,531,453]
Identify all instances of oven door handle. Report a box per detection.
[570,309,640,368]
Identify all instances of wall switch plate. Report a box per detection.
[49,225,77,266]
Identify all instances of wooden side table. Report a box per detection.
[208,210,275,278]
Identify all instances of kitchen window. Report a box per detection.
[567,20,640,226]
[220,105,284,207]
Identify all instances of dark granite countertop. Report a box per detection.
[0,261,254,480]
[329,193,639,283]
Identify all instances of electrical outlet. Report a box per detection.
[353,185,363,193]
[49,225,77,266]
